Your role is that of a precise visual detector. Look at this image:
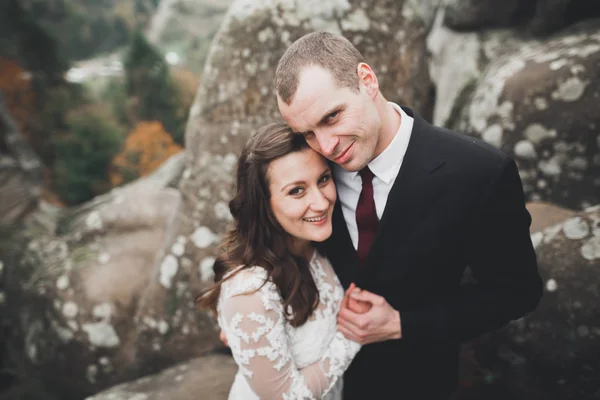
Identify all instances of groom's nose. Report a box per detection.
[316,132,339,157]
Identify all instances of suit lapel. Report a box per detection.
[328,198,360,287]
[358,109,447,282]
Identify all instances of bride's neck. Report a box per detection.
[289,238,314,261]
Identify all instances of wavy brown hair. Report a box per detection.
[196,122,323,327]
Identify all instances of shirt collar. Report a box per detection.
[343,102,411,184]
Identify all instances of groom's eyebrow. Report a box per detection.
[294,104,344,135]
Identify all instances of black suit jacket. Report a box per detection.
[326,107,543,399]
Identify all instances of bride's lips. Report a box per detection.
[333,142,354,164]
[303,214,328,225]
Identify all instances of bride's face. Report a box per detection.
[268,148,336,249]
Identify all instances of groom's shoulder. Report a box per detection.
[406,107,508,168]
[424,122,510,171]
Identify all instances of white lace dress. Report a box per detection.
[217,251,361,400]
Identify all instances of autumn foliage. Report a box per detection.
[0,57,36,140]
[110,121,183,186]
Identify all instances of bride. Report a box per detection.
[197,123,368,399]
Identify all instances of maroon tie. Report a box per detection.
[356,167,378,267]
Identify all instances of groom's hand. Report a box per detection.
[337,289,402,344]
[341,283,372,314]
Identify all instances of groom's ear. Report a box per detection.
[356,62,379,98]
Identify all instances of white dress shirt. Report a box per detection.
[333,103,414,249]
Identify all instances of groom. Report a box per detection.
[275,32,543,399]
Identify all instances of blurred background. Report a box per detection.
[0,0,599,399]
[0,0,230,207]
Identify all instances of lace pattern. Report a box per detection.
[218,252,360,399]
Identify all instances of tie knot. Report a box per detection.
[359,166,375,184]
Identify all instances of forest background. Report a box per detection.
[0,0,229,206]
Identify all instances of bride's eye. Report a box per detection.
[318,173,331,184]
[288,186,304,196]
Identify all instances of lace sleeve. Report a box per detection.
[218,268,361,400]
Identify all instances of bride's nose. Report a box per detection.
[309,188,329,211]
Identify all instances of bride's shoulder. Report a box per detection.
[220,265,274,298]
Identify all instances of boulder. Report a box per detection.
[427,6,525,128]
[528,0,600,36]
[134,0,443,372]
[455,19,600,209]
[527,201,577,232]
[0,154,202,398]
[0,93,43,228]
[86,353,237,400]
[456,204,600,400]
[443,0,600,36]
[443,0,524,31]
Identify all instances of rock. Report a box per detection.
[427,6,525,127]
[527,201,577,232]
[442,0,600,36]
[443,0,524,31]
[134,0,443,373]
[86,353,237,400]
[456,204,600,400]
[529,0,600,36]
[455,19,600,209]
[0,92,43,228]
[0,154,196,398]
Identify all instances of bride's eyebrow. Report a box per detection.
[281,180,306,192]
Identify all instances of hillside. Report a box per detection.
[18,0,158,61]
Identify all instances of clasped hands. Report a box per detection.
[337,283,402,344]
[218,283,402,348]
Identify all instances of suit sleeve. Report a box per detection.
[399,158,543,343]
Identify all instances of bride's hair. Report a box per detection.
[196,122,322,327]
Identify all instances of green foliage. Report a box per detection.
[57,11,130,61]
[0,0,67,88]
[13,0,157,62]
[1,0,196,207]
[124,31,187,145]
[35,82,88,165]
[51,106,124,205]
[100,77,130,126]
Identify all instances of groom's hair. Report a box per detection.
[275,31,365,105]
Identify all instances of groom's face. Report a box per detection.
[277,65,382,172]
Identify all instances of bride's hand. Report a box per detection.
[219,330,229,347]
[341,283,372,314]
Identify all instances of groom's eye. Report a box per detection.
[326,111,339,122]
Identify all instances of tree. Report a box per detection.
[110,121,183,186]
[0,0,67,88]
[0,57,36,142]
[123,31,187,145]
[51,106,124,205]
